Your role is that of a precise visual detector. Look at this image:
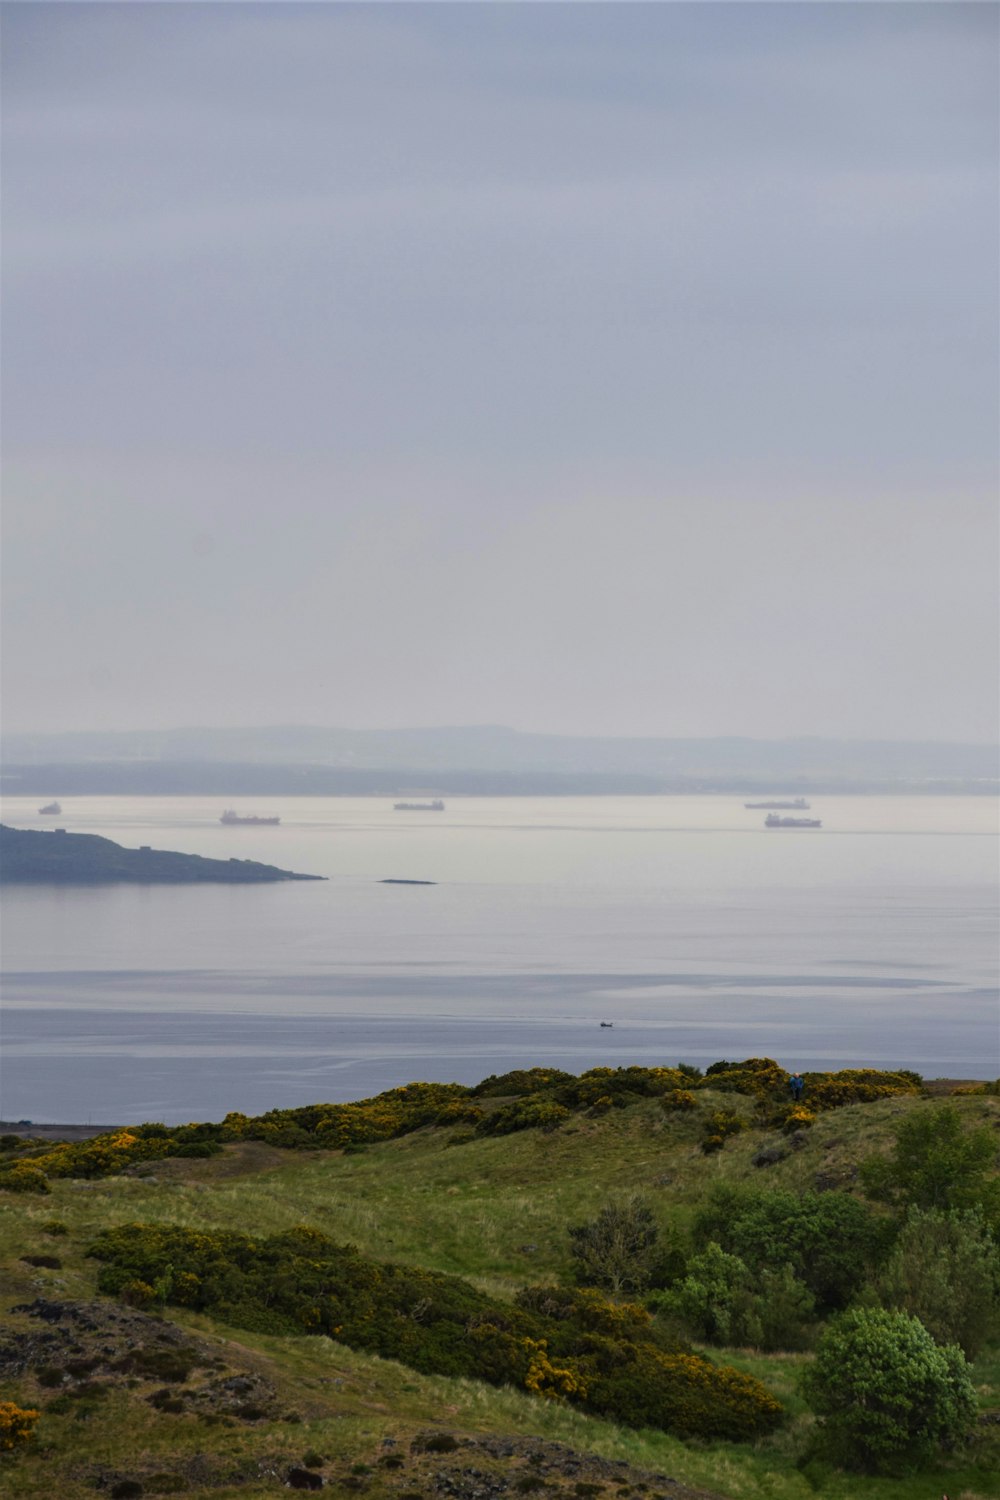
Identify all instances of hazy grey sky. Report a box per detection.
[2,1,997,741]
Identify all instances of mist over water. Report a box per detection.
[1,795,997,1124]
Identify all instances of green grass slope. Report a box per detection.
[2,1071,999,1500]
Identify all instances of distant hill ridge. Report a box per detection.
[2,725,997,794]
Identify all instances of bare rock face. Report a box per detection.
[2,1298,205,1380]
[3,1302,728,1500]
[3,1298,276,1418]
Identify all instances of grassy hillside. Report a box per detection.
[2,1069,999,1500]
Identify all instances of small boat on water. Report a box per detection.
[393,800,445,811]
[220,809,280,826]
[764,813,821,828]
[38,802,61,815]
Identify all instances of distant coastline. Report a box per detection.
[0,823,324,884]
[1,760,996,798]
[1,725,996,798]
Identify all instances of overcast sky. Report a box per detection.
[2,1,997,741]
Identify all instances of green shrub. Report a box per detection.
[515,1285,662,1342]
[586,1345,782,1442]
[802,1307,976,1474]
[802,1069,919,1111]
[695,1062,920,1123]
[471,1069,575,1098]
[872,1206,1000,1357]
[698,1058,787,1102]
[700,1109,745,1152]
[0,1162,51,1194]
[475,1098,571,1136]
[555,1067,686,1109]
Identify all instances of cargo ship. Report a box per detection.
[38,801,62,815]
[745,798,810,810]
[393,800,445,811]
[220,810,280,826]
[764,813,821,828]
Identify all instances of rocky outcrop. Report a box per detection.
[0,824,323,883]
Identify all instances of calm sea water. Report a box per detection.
[1,795,997,1124]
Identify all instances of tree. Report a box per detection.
[662,1241,814,1351]
[693,1184,887,1310]
[568,1195,659,1294]
[803,1307,977,1474]
[874,1206,1000,1358]
[860,1105,999,1219]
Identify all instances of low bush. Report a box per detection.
[0,1163,51,1194]
[698,1058,788,1103]
[88,1222,782,1441]
[471,1069,575,1098]
[661,1090,697,1112]
[0,1401,40,1451]
[475,1097,572,1136]
[554,1067,688,1109]
[802,1070,920,1111]
[700,1109,745,1153]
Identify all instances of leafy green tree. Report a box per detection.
[803,1307,977,1474]
[873,1206,1000,1358]
[568,1195,659,1294]
[860,1105,999,1219]
[661,1242,814,1350]
[694,1185,887,1310]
